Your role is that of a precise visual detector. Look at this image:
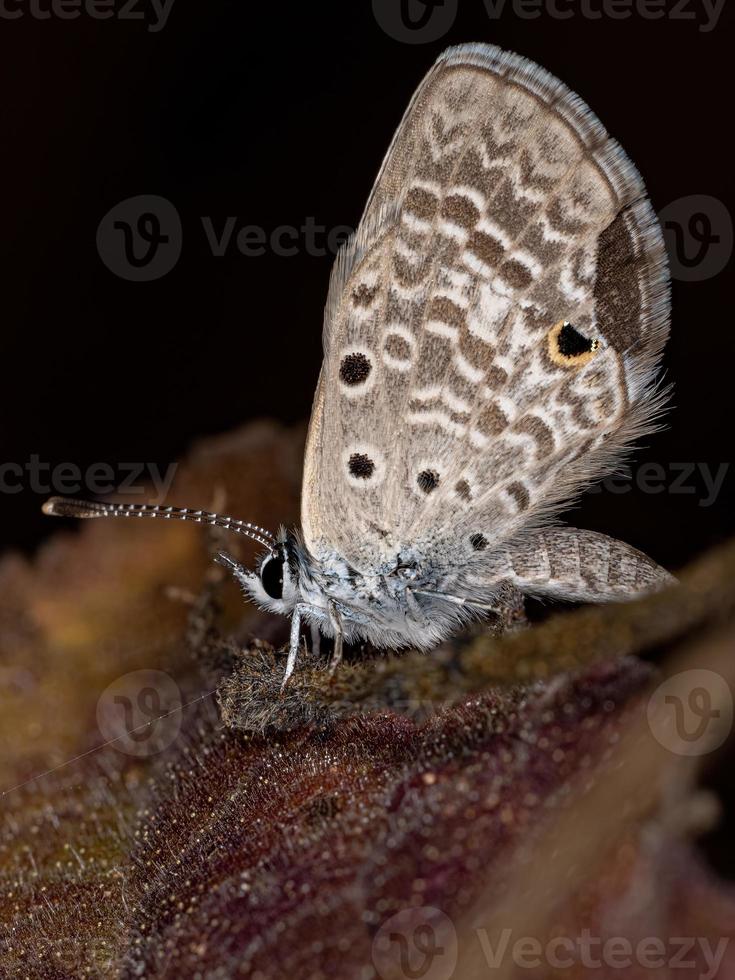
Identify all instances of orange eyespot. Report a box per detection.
[548,320,599,368]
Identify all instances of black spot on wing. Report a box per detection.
[557,322,595,357]
[340,352,372,386]
[417,470,440,494]
[348,453,375,479]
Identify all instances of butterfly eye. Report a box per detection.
[260,556,284,600]
[548,320,599,367]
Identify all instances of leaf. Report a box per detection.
[1,421,734,978]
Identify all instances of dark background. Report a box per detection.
[2,0,733,561]
[1,0,734,871]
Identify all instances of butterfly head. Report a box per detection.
[40,496,305,613]
[244,531,302,615]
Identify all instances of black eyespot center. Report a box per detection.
[470,533,488,551]
[417,469,440,494]
[557,321,597,358]
[455,479,472,502]
[348,453,375,479]
[261,556,284,600]
[340,352,372,386]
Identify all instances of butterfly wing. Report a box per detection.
[301,43,669,578]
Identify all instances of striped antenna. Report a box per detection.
[42,497,276,551]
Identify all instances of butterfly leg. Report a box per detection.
[281,602,314,689]
[326,601,344,676]
[310,622,322,659]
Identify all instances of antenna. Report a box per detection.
[42,497,276,551]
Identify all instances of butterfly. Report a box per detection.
[44,43,674,687]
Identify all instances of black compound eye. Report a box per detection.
[261,556,284,600]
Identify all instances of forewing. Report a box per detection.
[302,43,669,574]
